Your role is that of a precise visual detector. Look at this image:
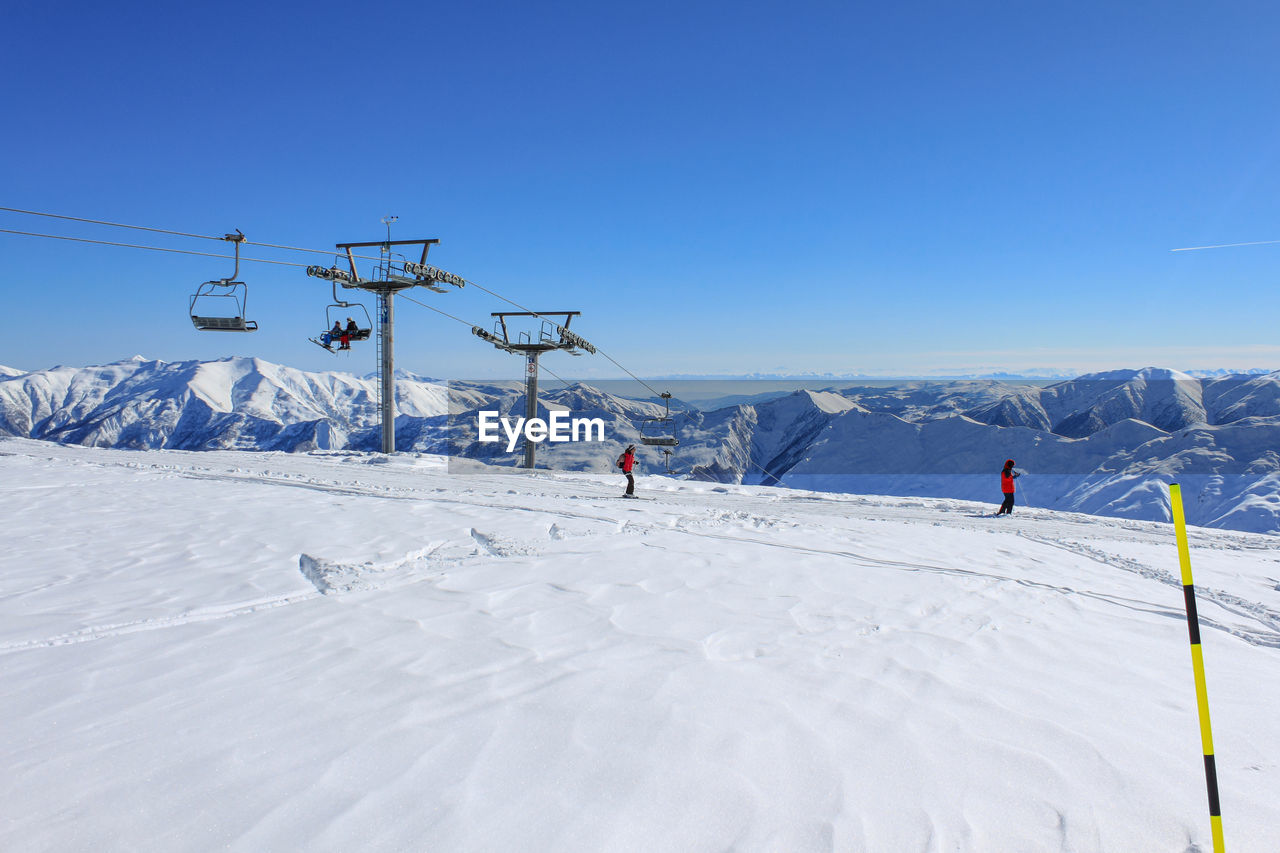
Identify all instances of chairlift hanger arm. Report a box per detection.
[221,229,245,281]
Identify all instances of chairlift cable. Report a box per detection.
[400,291,575,390]
[588,349,665,398]
[538,361,575,391]
[399,292,479,329]
[3,206,667,398]
[405,287,775,481]
[0,204,394,261]
[0,228,311,268]
[406,279,659,396]
[0,206,223,242]
[457,275,663,397]
[6,213,745,479]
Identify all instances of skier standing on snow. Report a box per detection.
[617,444,637,497]
[996,458,1020,516]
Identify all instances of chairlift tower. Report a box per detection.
[472,311,596,469]
[306,227,467,453]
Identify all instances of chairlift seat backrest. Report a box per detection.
[640,436,680,447]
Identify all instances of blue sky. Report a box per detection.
[4,1,1280,380]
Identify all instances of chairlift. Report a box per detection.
[309,280,373,353]
[639,392,680,447]
[189,231,258,332]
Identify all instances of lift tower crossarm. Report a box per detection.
[478,311,590,469]
[333,238,441,283]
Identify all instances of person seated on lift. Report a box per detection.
[338,317,358,350]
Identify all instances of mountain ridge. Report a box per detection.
[3,357,1279,533]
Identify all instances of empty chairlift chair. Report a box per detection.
[640,392,680,447]
[189,231,258,332]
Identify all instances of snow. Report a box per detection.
[801,389,860,415]
[2,437,1279,851]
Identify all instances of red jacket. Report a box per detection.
[1001,468,1017,493]
[619,450,635,473]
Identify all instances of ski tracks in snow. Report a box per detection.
[1021,533,1280,649]
[0,591,320,653]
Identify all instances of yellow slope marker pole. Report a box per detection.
[1169,483,1225,853]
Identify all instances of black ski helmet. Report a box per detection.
[1004,459,1015,468]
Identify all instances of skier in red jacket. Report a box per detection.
[996,458,1020,516]
[617,445,637,497]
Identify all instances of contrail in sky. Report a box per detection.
[1171,238,1280,251]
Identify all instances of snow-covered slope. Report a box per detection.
[1204,371,1280,424]
[1,439,1277,851]
[1040,368,1206,437]
[781,414,1280,532]
[963,368,1208,436]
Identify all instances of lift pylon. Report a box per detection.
[306,227,462,453]
[472,311,595,469]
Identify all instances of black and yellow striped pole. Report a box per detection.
[1169,483,1225,852]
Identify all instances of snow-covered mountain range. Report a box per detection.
[3,357,1279,533]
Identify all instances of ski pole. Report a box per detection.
[1169,483,1226,853]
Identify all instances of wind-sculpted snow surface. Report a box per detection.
[1,439,1279,851]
